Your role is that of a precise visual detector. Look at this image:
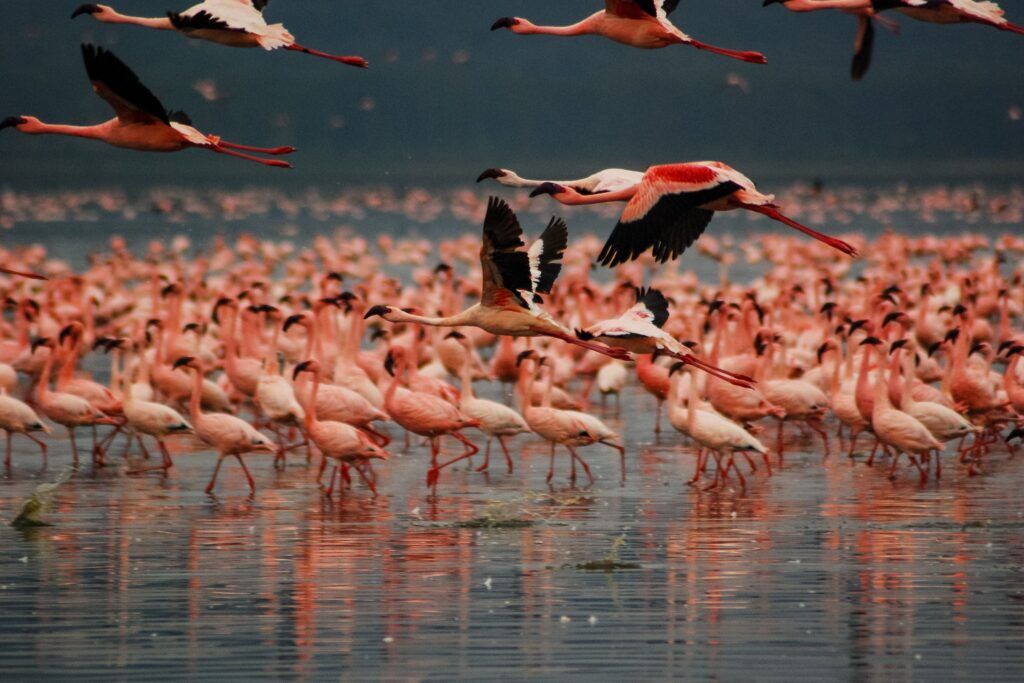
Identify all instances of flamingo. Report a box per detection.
[477,167,644,195]
[365,197,631,360]
[72,1,369,67]
[383,346,480,488]
[528,162,858,267]
[766,0,1023,35]
[172,356,275,495]
[491,0,768,64]
[292,360,388,497]
[2,45,294,168]
[763,1,902,80]
[576,286,755,387]
[0,392,49,467]
[446,332,530,474]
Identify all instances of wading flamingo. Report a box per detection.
[528,162,858,266]
[491,0,768,63]
[365,197,631,360]
[72,1,369,67]
[2,45,295,168]
[173,356,274,494]
[0,392,49,467]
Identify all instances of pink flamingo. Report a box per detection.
[2,45,294,168]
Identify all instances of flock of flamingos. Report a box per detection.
[1,1,1023,497]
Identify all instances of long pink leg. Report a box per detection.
[363,424,391,447]
[498,437,514,473]
[541,329,631,361]
[688,448,706,485]
[324,466,338,498]
[206,454,226,494]
[0,266,46,280]
[547,442,556,483]
[235,455,256,494]
[352,462,378,496]
[451,431,480,457]
[69,428,79,465]
[285,44,369,68]
[687,40,767,65]
[744,204,857,256]
[476,438,492,472]
[217,140,295,156]
[567,445,594,485]
[28,433,47,463]
[210,146,292,169]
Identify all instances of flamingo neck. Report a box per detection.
[304,373,319,428]
[36,349,55,401]
[514,19,592,36]
[26,123,107,140]
[458,356,476,402]
[871,348,891,411]
[100,11,174,30]
[188,369,203,424]
[386,308,476,328]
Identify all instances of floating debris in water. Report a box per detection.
[10,468,72,529]
[573,534,641,572]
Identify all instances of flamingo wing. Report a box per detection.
[597,164,741,267]
[606,0,680,19]
[526,216,567,296]
[851,15,875,80]
[480,196,542,310]
[171,1,268,34]
[81,44,170,126]
[624,287,670,328]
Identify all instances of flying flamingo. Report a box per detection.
[491,0,768,64]
[576,286,754,387]
[763,1,902,80]
[172,356,275,495]
[292,360,388,497]
[765,0,1023,35]
[477,167,644,195]
[528,162,858,267]
[72,1,369,67]
[365,197,631,361]
[2,45,295,168]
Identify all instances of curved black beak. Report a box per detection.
[491,17,518,31]
[0,116,26,131]
[71,4,100,19]
[364,305,388,320]
[292,360,313,380]
[515,350,536,367]
[384,350,396,377]
[283,314,304,332]
[476,168,504,183]
[172,356,194,371]
[30,337,51,354]
[529,182,565,198]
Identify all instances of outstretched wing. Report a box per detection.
[625,287,670,328]
[480,197,530,306]
[527,217,567,296]
[851,15,875,81]
[598,164,740,267]
[81,44,169,125]
[606,0,679,18]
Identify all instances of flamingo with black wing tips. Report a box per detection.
[2,45,294,168]
[763,1,902,81]
[491,0,767,64]
[477,167,644,196]
[764,0,1023,35]
[528,162,858,267]
[72,1,369,67]
[365,197,631,361]
[576,286,755,388]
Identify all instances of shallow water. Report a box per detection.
[2,381,1023,680]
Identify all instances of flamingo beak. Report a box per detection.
[529,182,565,198]
[0,116,26,131]
[491,17,518,31]
[283,314,303,332]
[292,360,312,380]
[364,305,388,320]
[71,4,100,19]
[476,168,504,182]
[384,351,396,377]
[172,356,194,370]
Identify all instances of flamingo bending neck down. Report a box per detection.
[72,2,369,67]
[365,197,631,361]
[491,0,768,64]
[2,45,295,168]
[528,162,858,266]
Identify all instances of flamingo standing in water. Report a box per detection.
[528,162,858,267]
[491,0,768,64]
[2,45,294,168]
[0,392,49,467]
[365,197,631,360]
[172,356,275,494]
[765,0,1024,35]
[72,1,369,67]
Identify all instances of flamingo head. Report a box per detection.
[59,322,84,347]
[889,338,909,355]
[211,297,236,325]
[490,17,520,31]
[71,4,104,19]
[816,340,836,363]
[882,311,909,328]
[282,311,311,332]
[476,168,507,183]
[384,347,408,376]
[30,337,53,354]
[668,362,687,377]
[515,349,537,367]
[762,0,787,5]
[529,182,567,199]
[292,359,320,380]
[943,328,960,345]
[0,116,26,131]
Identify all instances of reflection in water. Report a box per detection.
[2,385,1024,678]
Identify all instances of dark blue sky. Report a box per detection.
[1,1,1023,187]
